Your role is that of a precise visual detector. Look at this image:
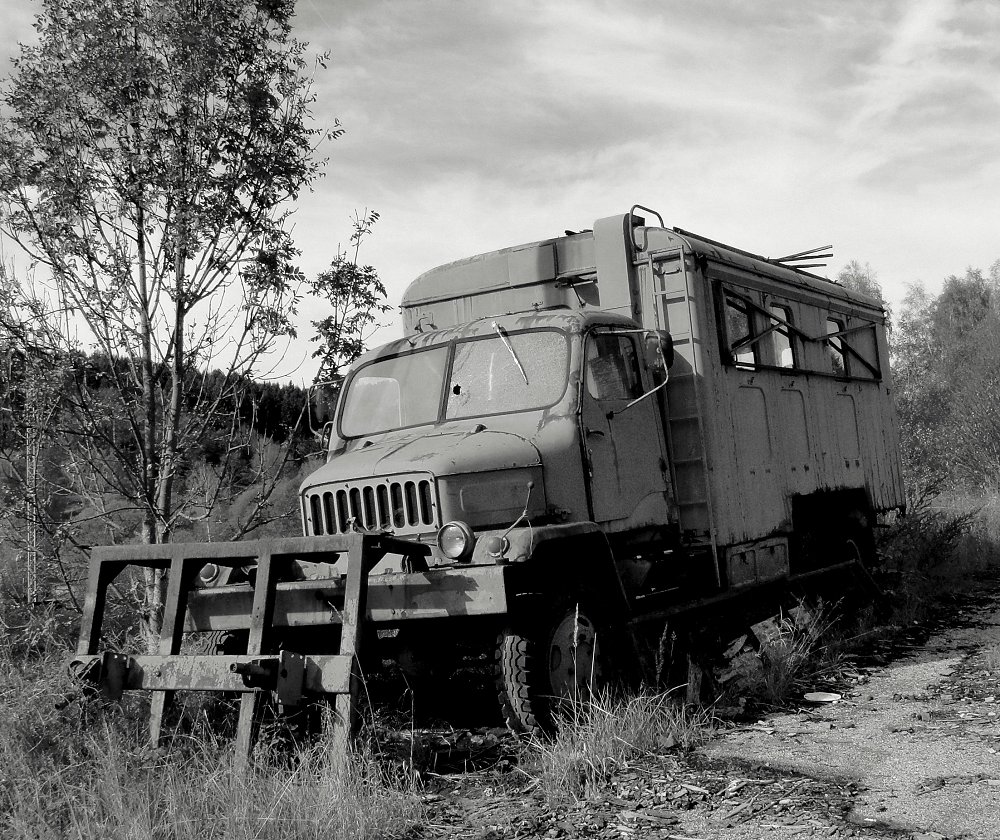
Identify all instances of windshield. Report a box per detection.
[339,328,570,438]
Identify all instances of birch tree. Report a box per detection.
[0,0,333,640]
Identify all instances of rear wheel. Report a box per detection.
[496,600,609,735]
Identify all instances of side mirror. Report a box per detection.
[320,420,335,453]
[308,377,343,436]
[644,331,674,372]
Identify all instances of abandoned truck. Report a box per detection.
[73,206,905,744]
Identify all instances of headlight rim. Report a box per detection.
[197,562,221,585]
[436,520,476,562]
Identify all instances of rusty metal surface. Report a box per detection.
[184,565,509,631]
[70,652,353,694]
[73,533,411,761]
[641,237,905,549]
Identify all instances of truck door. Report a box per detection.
[580,330,671,527]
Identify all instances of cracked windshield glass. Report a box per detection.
[339,330,569,437]
[446,329,568,419]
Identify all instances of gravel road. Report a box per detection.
[702,587,1000,840]
[409,581,1000,840]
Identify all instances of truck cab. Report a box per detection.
[301,309,674,576]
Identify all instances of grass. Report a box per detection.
[531,691,713,803]
[0,643,422,840]
[875,492,1000,626]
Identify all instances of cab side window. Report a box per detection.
[586,334,642,400]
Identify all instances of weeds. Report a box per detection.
[0,644,421,840]
[753,603,841,706]
[532,691,713,803]
[876,493,1000,628]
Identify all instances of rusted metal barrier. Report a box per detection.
[69,534,429,761]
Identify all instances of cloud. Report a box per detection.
[307,0,858,205]
[2,0,999,378]
[838,0,1000,188]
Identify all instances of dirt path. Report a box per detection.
[408,584,1000,839]
[702,591,1000,839]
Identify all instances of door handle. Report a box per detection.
[585,428,605,438]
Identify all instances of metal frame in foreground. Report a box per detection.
[70,534,429,762]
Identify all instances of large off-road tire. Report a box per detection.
[496,601,609,735]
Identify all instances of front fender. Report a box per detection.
[501,522,631,619]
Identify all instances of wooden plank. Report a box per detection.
[332,538,368,752]
[184,566,508,632]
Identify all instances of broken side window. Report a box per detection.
[768,304,796,369]
[586,333,642,400]
[724,293,758,368]
[826,317,848,376]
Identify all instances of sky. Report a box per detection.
[3,0,999,382]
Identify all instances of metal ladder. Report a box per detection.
[642,251,718,573]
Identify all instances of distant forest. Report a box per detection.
[0,349,317,450]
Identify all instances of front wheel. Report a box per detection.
[496,601,610,735]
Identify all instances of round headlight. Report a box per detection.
[198,562,221,585]
[437,521,476,562]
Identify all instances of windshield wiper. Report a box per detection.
[492,321,529,385]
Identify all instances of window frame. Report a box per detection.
[337,327,573,439]
[720,288,763,369]
[715,280,883,381]
[584,330,645,401]
[825,316,849,377]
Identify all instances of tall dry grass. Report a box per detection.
[0,640,422,840]
[532,691,713,803]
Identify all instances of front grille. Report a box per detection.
[305,474,438,536]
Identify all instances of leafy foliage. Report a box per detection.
[892,261,1000,492]
[309,209,391,383]
[0,0,333,640]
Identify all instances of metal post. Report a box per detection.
[149,549,199,745]
[235,550,276,766]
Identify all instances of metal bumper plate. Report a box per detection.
[185,565,508,632]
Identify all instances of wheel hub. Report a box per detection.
[547,608,602,700]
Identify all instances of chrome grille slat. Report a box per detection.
[305,474,438,536]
